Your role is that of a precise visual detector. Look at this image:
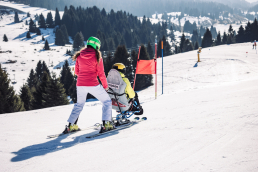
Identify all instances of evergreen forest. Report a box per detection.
[12,0,236,18]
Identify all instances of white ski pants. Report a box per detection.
[67,85,112,124]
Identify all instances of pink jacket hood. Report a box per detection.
[75,47,108,89]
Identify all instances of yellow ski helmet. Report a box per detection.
[112,63,126,74]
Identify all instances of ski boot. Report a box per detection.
[62,124,80,134]
[99,121,116,133]
[134,105,143,115]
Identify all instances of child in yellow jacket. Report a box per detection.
[112,63,143,115]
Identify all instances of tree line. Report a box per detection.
[176,18,258,54]
[0,41,157,114]
[11,0,235,19]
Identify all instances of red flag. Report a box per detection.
[135,59,156,74]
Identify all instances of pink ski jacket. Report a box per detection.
[75,47,108,89]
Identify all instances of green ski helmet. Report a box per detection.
[87,37,101,50]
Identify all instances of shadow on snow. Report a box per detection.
[11,123,139,162]
[193,62,198,68]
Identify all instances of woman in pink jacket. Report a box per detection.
[63,37,114,134]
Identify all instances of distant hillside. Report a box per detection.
[249,4,258,12]
[201,0,251,10]
[11,0,233,18]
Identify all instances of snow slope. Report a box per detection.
[1,2,258,171]
[0,10,72,93]
[1,43,258,172]
[0,1,64,18]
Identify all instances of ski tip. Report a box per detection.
[134,117,140,120]
[142,117,147,120]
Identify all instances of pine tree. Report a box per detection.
[60,25,69,44]
[44,40,50,50]
[55,8,61,26]
[43,73,69,107]
[14,12,19,23]
[134,45,153,91]
[27,12,30,17]
[162,36,172,56]
[55,29,65,46]
[147,41,154,59]
[182,39,194,52]
[29,18,36,32]
[169,26,175,41]
[38,13,46,28]
[210,25,218,39]
[113,45,129,68]
[131,49,138,71]
[108,38,116,51]
[175,45,180,54]
[201,28,213,48]
[194,41,199,50]
[244,22,252,42]
[227,34,234,44]
[103,52,113,76]
[35,61,43,80]
[222,32,228,44]
[216,32,222,45]
[180,33,186,52]
[124,29,132,48]
[120,37,127,47]
[228,25,234,37]
[73,32,84,50]
[42,35,45,41]
[102,39,109,51]
[0,64,25,114]
[3,34,8,42]
[157,39,162,57]
[27,69,37,89]
[68,76,77,103]
[60,60,74,96]
[71,20,79,39]
[32,72,51,109]
[46,12,54,28]
[191,30,199,45]
[236,25,245,43]
[36,28,41,35]
[251,18,258,41]
[113,33,120,47]
[26,31,31,39]
[42,61,50,76]
[19,84,33,111]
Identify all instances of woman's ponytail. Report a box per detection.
[72,48,85,61]
[95,49,101,64]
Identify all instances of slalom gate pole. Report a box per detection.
[161,41,163,95]
[155,39,157,99]
[133,46,141,90]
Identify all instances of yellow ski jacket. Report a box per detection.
[119,72,135,99]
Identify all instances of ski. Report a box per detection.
[86,117,147,139]
[47,123,101,138]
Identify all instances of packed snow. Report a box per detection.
[1,2,258,172]
[1,42,258,172]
